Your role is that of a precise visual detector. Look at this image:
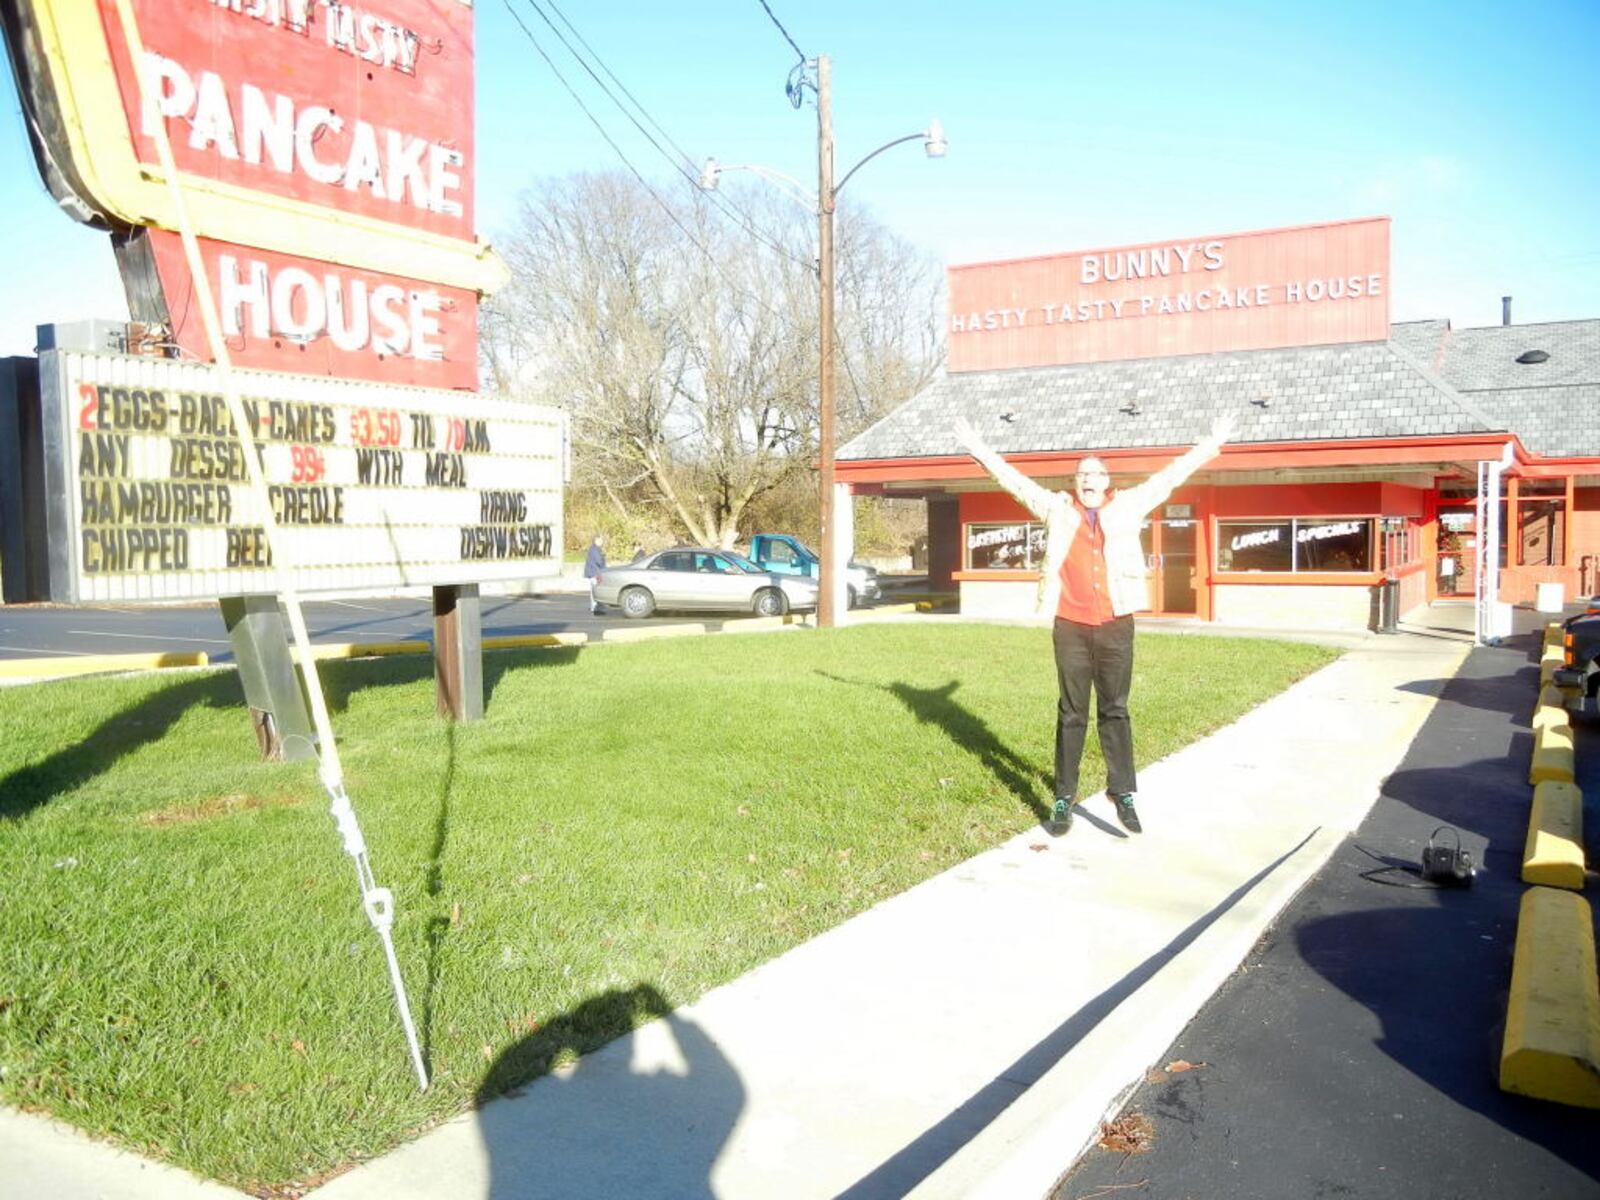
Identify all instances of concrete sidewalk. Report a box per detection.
[0,612,1475,1200]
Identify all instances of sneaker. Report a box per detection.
[1112,793,1142,834]
[1046,798,1074,837]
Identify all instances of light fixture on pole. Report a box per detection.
[701,59,944,628]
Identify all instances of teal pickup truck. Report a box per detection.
[747,534,881,608]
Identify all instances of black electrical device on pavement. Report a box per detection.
[1419,825,1476,888]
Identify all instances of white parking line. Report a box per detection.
[320,601,400,613]
[66,630,230,645]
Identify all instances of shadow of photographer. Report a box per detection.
[473,984,745,1200]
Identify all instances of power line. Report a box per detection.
[523,0,814,271]
[756,0,806,63]
[498,0,756,295]
[543,0,698,173]
[499,0,874,432]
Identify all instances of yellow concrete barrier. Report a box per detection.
[1529,700,1568,739]
[1500,887,1600,1107]
[483,632,589,650]
[601,623,707,643]
[1530,720,1577,785]
[1524,781,1587,890]
[1545,621,1566,651]
[311,640,430,660]
[1537,683,1569,714]
[1540,643,1566,686]
[0,651,208,679]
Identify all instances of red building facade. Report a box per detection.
[838,219,1600,631]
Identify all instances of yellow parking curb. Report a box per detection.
[601,623,707,643]
[1530,720,1576,785]
[1500,887,1600,1107]
[0,651,208,679]
[311,640,430,660]
[1533,692,1570,735]
[483,632,589,650]
[1537,684,1569,714]
[1540,643,1566,686]
[1545,621,1566,651]
[720,613,815,631]
[1523,781,1587,890]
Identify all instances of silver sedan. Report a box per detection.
[593,547,820,619]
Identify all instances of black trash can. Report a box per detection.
[1376,574,1401,634]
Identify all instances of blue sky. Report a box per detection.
[1,0,1596,356]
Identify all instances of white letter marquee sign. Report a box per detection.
[40,350,564,602]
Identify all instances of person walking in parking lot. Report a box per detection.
[584,535,607,616]
[953,412,1236,835]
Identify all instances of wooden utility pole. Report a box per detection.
[816,54,838,628]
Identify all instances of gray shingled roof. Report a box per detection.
[1466,385,1600,459]
[839,339,1501,461]
[1390,318,1600,458]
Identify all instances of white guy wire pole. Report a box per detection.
[1475,442,1515,646]
[817,54,838,627]
[114,0,429,1090]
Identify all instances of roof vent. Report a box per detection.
[1515,349,1550,365]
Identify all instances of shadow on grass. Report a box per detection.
[819,672,1051,824]
[0,646,584,822]
[0,671,246,821]
[308,644,584,715]
[420,722,457,1072]
[474,984,744,1199]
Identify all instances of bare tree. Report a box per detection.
[482,170,942,548]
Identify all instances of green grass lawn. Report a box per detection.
[0,624,1336,1193]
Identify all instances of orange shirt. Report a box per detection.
[1056,501,1117,625]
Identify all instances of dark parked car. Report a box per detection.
[1554,597,1600,698]
[591,547,819,619]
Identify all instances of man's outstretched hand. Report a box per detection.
[952,415,986,455]
[1210,410,1239,446]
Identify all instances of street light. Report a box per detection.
[701,55,943,627]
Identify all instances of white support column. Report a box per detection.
[1476,443,1515,645]
[832,480,854,624]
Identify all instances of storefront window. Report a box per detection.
[1217,521,1293,572]
[965,522,1046,570]
[1217,518,1374,573]
[1518,499,1565,566]
[1379,517,1417,570]
[1296,519,1372,571]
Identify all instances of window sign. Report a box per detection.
[1294,519,1371,571]
[1217,518,1373,573]
[965,521,1046,570]
[1217,520,1292,572]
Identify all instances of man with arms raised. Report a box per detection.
[953,412,1236,835]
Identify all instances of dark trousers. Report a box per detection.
[1052,615,1136,800]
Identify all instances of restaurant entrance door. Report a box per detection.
[1140,515,1198,615]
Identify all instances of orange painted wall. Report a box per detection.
[947,217,1390,372]
[1212,482,1382,517]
